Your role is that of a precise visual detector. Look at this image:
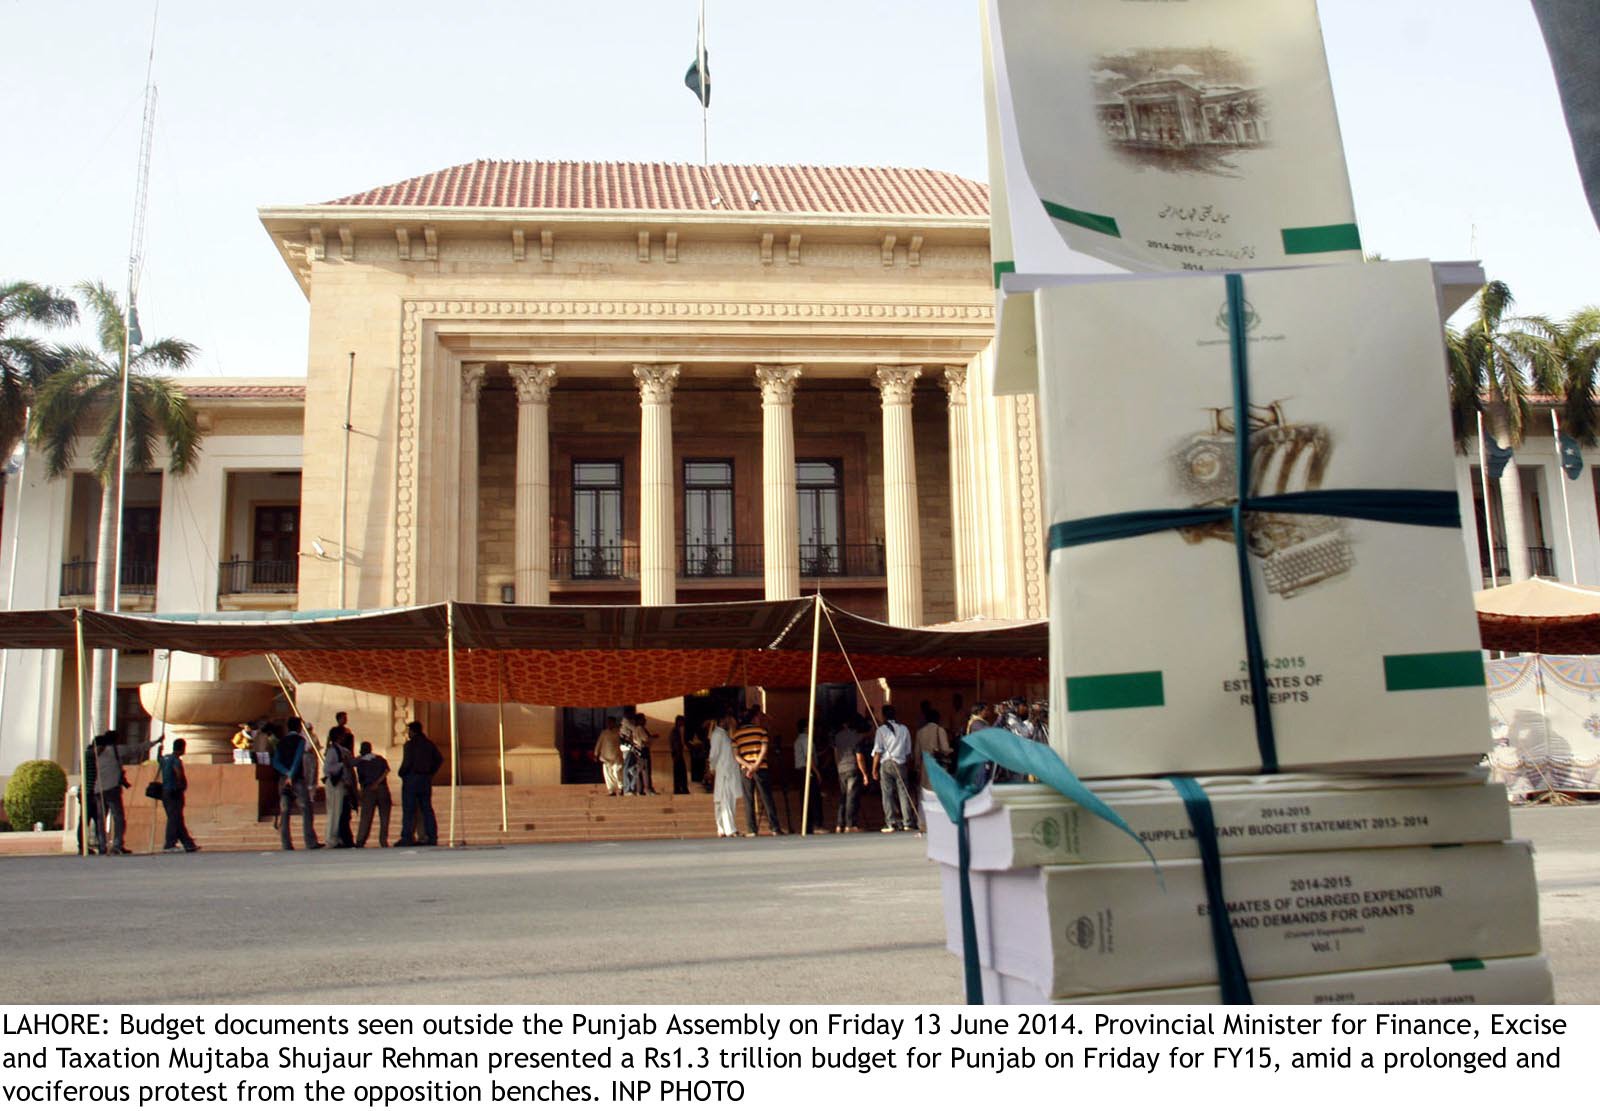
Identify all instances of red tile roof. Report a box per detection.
[324,160,989,218]
[181,384,306,400]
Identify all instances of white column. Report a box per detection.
[943,364,979,619]
[756,364,802,600]
[634,364,680,605]
[509,363,557,605]
[1498,463,1532,582]
[457,363,487,601]
[875,365,924,626]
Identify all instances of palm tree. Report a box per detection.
[1554,305,1600,445]
[1445,281,1560,581]
[28,281,201,733]
[1,281,78,462]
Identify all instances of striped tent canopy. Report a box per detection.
[1475,578,1600,654]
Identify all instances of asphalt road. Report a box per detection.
[0,804,1594,1005]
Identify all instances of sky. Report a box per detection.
[2,0,1596,378]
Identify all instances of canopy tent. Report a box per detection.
[1475,578,1600,654]
[0,598,1046,705]
[0,596,1047,848]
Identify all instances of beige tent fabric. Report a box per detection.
[1474,577,1600,618]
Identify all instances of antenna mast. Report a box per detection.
[105,5,160,731]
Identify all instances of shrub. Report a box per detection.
[4,760,68,831]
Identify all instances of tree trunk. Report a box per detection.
[1486,407,1533,582]
[88,469,120,736]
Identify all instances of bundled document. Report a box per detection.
[990,0,1361,275]
[962,841,1539,999]
[1038,261,1489,777]
[981,954,1554,1006]
[924,772,1511,870]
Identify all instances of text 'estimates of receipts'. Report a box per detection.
[0,1006,1579,1107]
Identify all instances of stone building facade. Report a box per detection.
[1,160,1051,782]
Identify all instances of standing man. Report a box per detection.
[594,716,624,797]
[158,738,199,853]
[273,718,322,851]
[831,715,869,833]
[354,741,392,848]
[792,717,824,835]
[871,704,918,833]
[733,707,785,836]
[396,720,442,847]
[322,724,356,848]
[94,732,130,855]
[915,706,953,774]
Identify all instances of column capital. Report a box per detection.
[942,365,969,406]
[509,363,558,404]
[633,363,681,404]
[873,365,922,406]
[754,364,803,406]
[461,362,488,403]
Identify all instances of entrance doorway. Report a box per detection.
[560,705,626,784]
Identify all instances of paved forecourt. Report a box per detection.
[0,806,1595,1005]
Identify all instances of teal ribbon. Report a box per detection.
[1169,776,1253,1004]
[924,727,1156,1005]
[1048,273,1462,773]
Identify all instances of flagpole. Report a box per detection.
[1551,409,1577,581]
[1478,411,1499,584]
[698,0,709,166]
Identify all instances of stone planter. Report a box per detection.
[139,681,278,763]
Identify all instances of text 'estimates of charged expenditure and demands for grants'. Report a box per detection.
[0,1008,1576,1106]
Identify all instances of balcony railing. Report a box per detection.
[1484,546,1556,579]
[549,542,888,583]
[219,559,299,595]
[552,544,639,581]
[59,560,156,598]
[800,542,886,578]
[682,543,763,579]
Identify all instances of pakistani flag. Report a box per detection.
[685,49,710,107]
[1559,431,1585,480]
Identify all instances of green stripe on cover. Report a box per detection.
[1383,651,1487,692]
[1066,670,1165,712]
[1041,200,1121,238]
[1281,223,1362,255]
[1449,959,1486,972]
[993,260,1016,288]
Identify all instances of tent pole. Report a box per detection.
[801,593,822,838]
[150,646,174,854]
[447,600,461,848]
[496,656,508,834]
[264,653,321,760]
[74,609,89,857]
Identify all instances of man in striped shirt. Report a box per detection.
[732,708,785,836]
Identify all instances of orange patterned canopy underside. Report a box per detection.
[275,648,1047,705]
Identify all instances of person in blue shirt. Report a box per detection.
[159,738,199,853]
[272,718,322,851]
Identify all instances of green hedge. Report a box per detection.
[4,760,68,832]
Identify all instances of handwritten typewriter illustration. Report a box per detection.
[1171,402,1353,598]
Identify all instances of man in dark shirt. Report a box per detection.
[396,721,442,847]
[354,741,393,848]
[272,718,322,851]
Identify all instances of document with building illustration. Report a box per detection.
[982,0,1124,395]
[993,0,1362,274]
[1037,261,1490,777]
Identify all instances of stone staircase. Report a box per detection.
[116,783,721,852]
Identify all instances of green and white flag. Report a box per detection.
[993,0,1362,276]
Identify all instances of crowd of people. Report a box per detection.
[79,695,1048,853]
[591,696,1049,839]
